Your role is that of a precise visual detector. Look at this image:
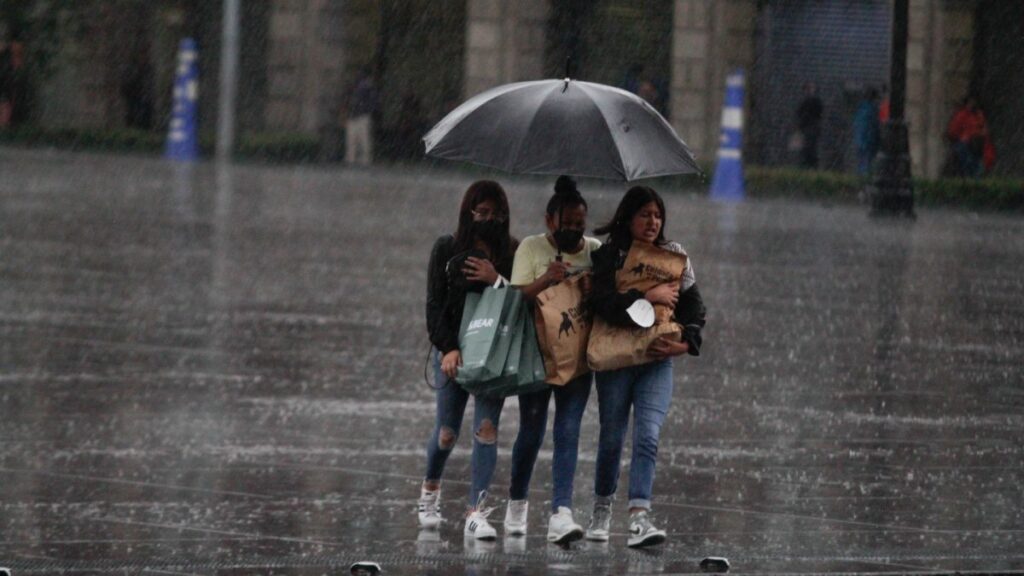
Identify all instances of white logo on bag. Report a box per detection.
[468,318,495,330]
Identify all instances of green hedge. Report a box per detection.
[0,126,319,162]
[744,165,1024,212]
[235,132,320,163]
[0,126,166,153]
[2,126,1022,211]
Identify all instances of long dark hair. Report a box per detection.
[594,185,667,247]
[546,175,587,222]
[452,180,514,261]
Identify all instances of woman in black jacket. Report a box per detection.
[584,185,706,548]
[419,180,517,540]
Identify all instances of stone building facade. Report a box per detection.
[23,0,1020,177]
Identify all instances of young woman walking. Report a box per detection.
[503,176,600,543]
[585,185,706,548]
[420,180,518,540]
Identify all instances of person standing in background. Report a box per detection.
[946,96,989,178]
[795,82,823,169]
[0,32,20,129]
[344,67,378,166]
[852,87,881,176]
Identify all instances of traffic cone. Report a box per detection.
[710,69,745,201]
[165,38,199,161]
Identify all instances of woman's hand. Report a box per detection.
[578,273,592,297]
[463,257,498,284]
[441,349,462,379]
[645,282,679,308]
[544,260,570,285]
[646,337,689,360]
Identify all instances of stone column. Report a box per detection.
[265,0,347,135]
[906,0,975,179]
[463,0,549,98]
[670,0,756,165]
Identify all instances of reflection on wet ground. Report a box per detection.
[1,148,1023,575]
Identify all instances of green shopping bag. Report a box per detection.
[477,300,549,399]
[456,283,521,390]
[475,296,527,398]
[515,308,550,395]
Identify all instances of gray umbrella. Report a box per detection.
[423,79,700,181]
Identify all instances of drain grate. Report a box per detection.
[4,550,1024,573]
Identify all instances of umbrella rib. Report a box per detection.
[423,80,549,154]
[506,83,560,174]
[574,82,634,179]
[577,81,700,180]
[508,82,629,180]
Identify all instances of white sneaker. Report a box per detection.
[504,499,528,536]
[417,487,442,529]
[464,492,497,540]
[547,506,584,544]
[585,499,612,542]
[627,510,667,548]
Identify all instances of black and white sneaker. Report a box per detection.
[464,492,498,540]
[417,487,442,529]
[627,510,666,548]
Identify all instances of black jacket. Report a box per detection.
[425,234,516,354]
[589,240,706,355]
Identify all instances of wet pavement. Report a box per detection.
[1,147,1023,575]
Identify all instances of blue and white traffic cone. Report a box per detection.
[710,69,745,201]
[165,38,199,162]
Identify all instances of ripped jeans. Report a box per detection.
[423,349,505,507]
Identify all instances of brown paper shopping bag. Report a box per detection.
[534,273,591,385]
[586,243,687,371]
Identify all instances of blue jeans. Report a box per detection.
[423,349,506,508]
[470,394,504,507]
[424,350,469,484]
[509,373,592,511]
[953,140,983,177]
[857,147,876,176]
[593,359,674,510]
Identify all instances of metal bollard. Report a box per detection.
[350,561,381,576]
[700,556,730,573]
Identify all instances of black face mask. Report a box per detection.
[472,219,504,244]
[553,228,584,252]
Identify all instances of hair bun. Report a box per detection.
[554,175,577,196]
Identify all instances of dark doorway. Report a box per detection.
[975,1,1024,176]
[749,0,891,170]
[545,0,673,118]
[376,0,466,160]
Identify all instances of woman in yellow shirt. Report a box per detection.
[502,176,600,543]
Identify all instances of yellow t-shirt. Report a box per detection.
[510,233,602,285]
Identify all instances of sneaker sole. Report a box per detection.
[585,531,609,542]
[627,532,666,548]
[504,525,527,536]
[548,527,584,544]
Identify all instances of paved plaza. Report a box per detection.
[1,148,1023,575]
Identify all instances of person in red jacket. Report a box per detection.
[947,96,989,177]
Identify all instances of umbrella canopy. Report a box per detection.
[423,79,700,181]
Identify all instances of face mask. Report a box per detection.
[473,219,504,243]
[553,228,584,252]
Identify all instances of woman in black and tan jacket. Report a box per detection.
[419,180,517,540]
[585,185,706,548]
